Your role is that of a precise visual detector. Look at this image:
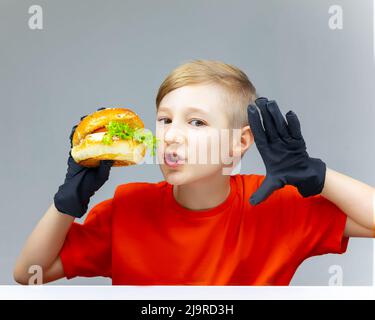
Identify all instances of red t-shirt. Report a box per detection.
[59,174,349,285]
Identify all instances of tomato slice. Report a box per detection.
[92,127,107,134]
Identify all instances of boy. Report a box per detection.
[14,60,374,285]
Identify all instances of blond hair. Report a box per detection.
[156,59,257,129]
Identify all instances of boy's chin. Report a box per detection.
[160,166,196,186]
[162,170,186,186]
[161,166,225,186]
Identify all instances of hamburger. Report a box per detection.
[71,108,157,167]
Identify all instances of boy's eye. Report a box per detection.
[157,118,206,127]
[189,119,206,127]
[157,117,171,124]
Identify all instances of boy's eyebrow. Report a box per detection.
[158,106,210,115]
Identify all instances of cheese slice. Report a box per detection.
[85,132,107,142]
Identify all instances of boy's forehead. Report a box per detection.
[158,104,211,115]
[158,84,228,113]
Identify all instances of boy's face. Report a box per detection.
[156,83,251,186]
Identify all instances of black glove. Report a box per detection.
[247,97,326,206]
[53,107,114,218]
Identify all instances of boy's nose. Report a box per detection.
[164,126,185,145]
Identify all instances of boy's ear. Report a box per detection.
[232,125,254,158]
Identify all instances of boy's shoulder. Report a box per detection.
[235,173,304,205]
[236,173,264,183]
[234,173,300,206]
[111,180,168,213]
[114,180,168,199]
[234,173,265,191]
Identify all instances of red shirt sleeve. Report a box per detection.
[277,185,350,259]
[59,198,113,279]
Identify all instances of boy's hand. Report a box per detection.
[53,107,114,218]
[246,97,326,206]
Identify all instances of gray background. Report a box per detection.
[0,0,373,285]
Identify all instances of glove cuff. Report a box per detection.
[296,158,327,197]
[53,185,89,218]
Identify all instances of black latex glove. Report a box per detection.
[247,97,326,206]
[53,107,114,218]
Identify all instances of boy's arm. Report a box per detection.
[247,97,374,238]
[13,203,73,285]
[321,167,375,236]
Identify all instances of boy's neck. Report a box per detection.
[172,174,231,211]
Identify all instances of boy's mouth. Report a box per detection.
[164,152,185,167]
